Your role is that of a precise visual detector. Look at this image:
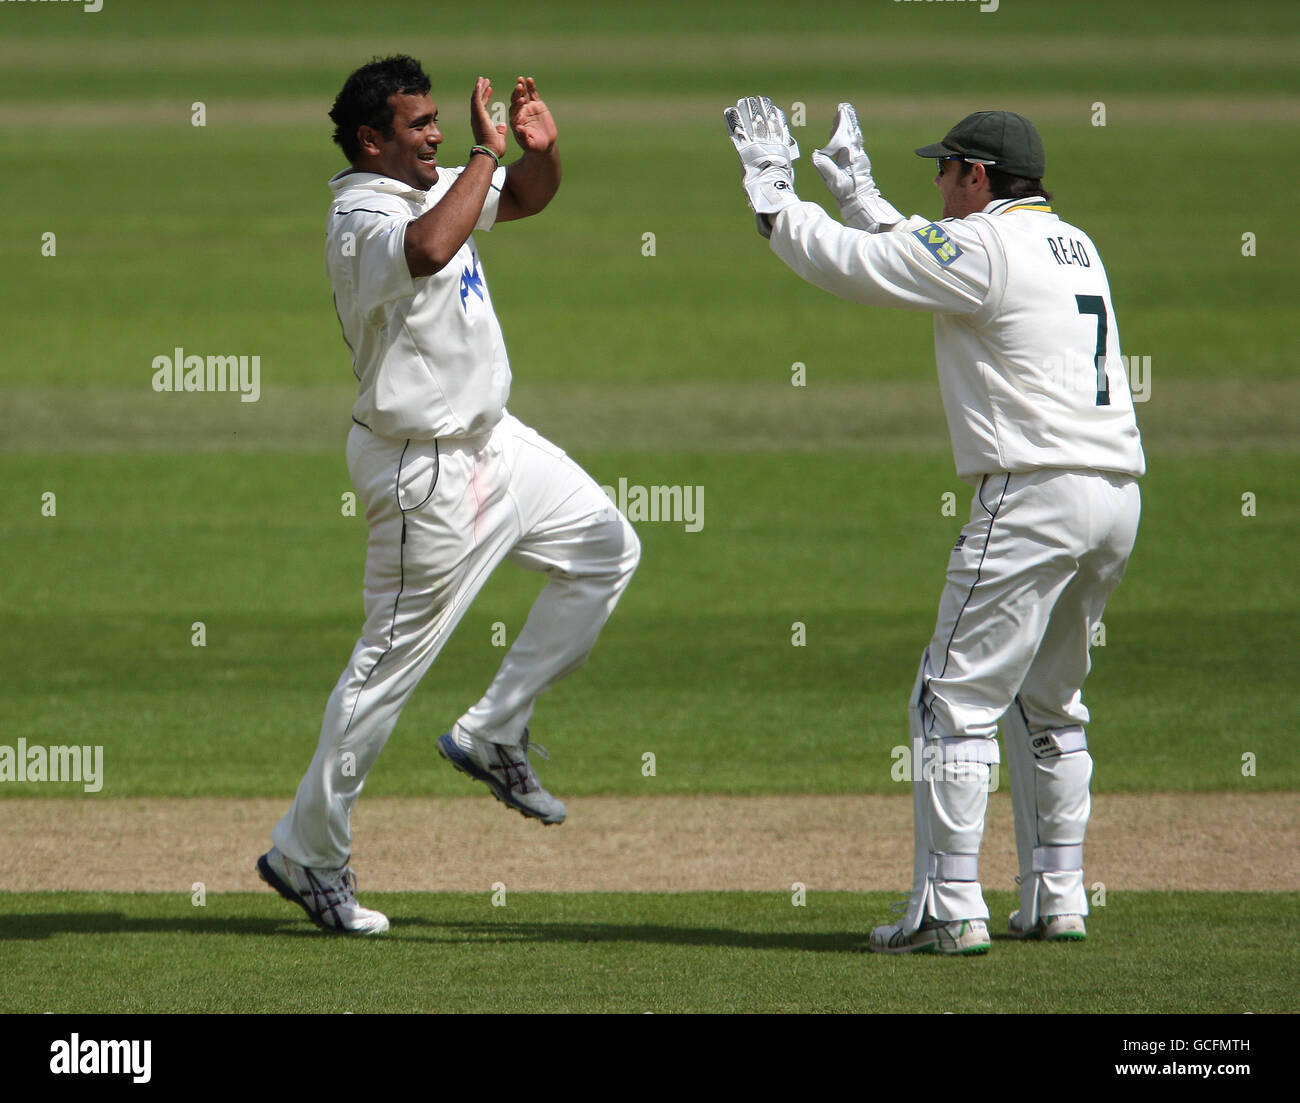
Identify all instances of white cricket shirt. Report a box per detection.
[326,165,509,440]
[770,196,1146,483]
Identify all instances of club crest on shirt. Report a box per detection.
[913,223,963,267]
[460,254,485,311]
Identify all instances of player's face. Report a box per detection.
[935,157,968,219]
[935,157,991,220]
[371,92,443,190]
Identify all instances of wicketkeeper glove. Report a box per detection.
[724,96,801,239]
[811,103,904,233]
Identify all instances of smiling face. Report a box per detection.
[358,91,443,190]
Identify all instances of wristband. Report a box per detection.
[469,145,500,167]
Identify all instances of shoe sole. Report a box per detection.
[919,942,990,956]
[1007,921,1087,942]
[870,933,991,956]
[437,733,565,825]
[1009,932,1086,942]
[255,855,389,936]
[871,943,991,956]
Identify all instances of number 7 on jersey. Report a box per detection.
[1075,294,1110,406]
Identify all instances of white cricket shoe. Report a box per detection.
[256,847,390,935]
[1008,911,1087,941]
[437,726,566,825]
[869,916,991,956]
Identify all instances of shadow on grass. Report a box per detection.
[0,912,871,953]
[393,918,869,953]
[0,913,300,941]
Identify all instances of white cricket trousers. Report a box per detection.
[903,468,1140,933]
[273,412,640,870]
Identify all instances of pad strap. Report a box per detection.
[1029,726,1087,758]
[929,852,979,881]
[935,735,1001,765]
[1032,844,1083,873]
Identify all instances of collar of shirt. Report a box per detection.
[981,196,1053,217]
[327,169,427,201]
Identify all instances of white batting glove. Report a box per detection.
[811,103,904,233]
[724,96,801,238]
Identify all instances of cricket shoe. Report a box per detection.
[869,916,991,956]
[1007,911,1087,941]
[437,725,566,825]
[256,847,390,935]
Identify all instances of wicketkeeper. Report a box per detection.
[724,98,1144,954]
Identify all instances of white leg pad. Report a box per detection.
[1004,705,1093,927]
[921,759,990,923]
[902,652,994,931]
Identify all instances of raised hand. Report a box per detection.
[470,76,508,158]
[812,102,871,193]
[509,77,558,153]
[723,96,801,237]
[810,102,903,232]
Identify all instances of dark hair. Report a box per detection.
[958,161,1053,202]
[330,55,431,162]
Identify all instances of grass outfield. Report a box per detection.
[0,447,1293,797]
[1,4,1297,390]
[1,890,1294,1014]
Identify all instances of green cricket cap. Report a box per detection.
[914,110,1045,179]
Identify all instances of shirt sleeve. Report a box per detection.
[327,202,415,319]
[767,201,992,316]
[432,165,509,232]
[475,165,508,231]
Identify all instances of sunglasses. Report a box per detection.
[936,153,1000,173]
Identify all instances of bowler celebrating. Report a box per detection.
[725,99,1143,955]
[257,57,640,935]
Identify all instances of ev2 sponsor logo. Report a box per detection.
[913,223,963,267]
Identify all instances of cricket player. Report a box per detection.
[256,56,640,935]
[724,99,1143,954]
